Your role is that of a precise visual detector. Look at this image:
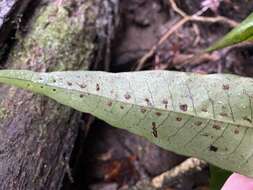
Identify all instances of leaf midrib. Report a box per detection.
[1,75,249,130]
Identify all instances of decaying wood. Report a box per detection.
[0,0,119,189]
[0,0,32,49]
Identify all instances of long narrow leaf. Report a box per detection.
[207,12,253,52]
[0,70,253,177]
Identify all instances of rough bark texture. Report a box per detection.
[0,0,32,57]
[0,0,119,189]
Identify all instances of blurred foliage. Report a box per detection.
[209,165,231,190]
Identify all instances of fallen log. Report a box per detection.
[0,0,119,189]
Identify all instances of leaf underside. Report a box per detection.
[0,70,253,177]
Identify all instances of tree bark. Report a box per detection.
[0,0,32,57]
[0,0,119,189]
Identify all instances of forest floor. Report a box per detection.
[61,0,253,190]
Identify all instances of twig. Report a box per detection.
[137,17,189,70]
[170,0,187,17]
[191,15,238,26]
[120,157,207,190]
[136,0,239,70]
[152,157,207,188]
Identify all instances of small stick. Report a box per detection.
[152,157,207,188]
[120,157,207,190]
[137,17,189,71]
[136,0,239,70]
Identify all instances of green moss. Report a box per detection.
[0,107,7,120]
[9,3,97,71]
[1,2,100,121]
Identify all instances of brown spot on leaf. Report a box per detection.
[79,84,87,88]
[152,126,158,138]
[145,98,151,106]
[234,128,240,134]
[209,145,218,152]
[52,79,56,83]
[145,98,152,106]
[220,112,228,117]
[213,125,221,130]
[124,93,131,100]
[155,112,162,116]
[201,108,208,112]
[140,107,146,113]
[151,122,157,137]
[80,94,84,98]
[67,82,72,86]
[180,104,188,112]
[223,84,229,90]
[243,116,252,123]
[194,121,202,126]
[176,117,182,121]
[162,99,168,104]
[96,83,100,91]
[162,99,169,109]
[120,105,124,109]
[107,101,112,107]
[162,99,168,109]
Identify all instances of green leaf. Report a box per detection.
[1,70,253,177]
[206,12,253,52]
[209,165,231,190]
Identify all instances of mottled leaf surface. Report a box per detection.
[0,70,253,177]
[207,12,253,52]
